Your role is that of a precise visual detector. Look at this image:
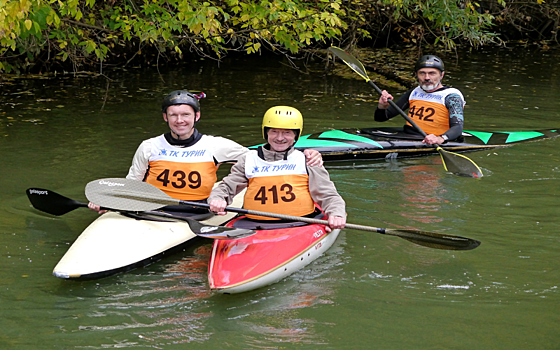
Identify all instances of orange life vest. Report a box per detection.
[407,87,465,135]
[145,135,218,200]
[243,150,315,220]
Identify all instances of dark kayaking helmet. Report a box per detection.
[415,55,445,72]
[262,106,303,141]
[161,90,204,113]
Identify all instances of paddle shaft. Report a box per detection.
[327,47,426,137]
[180,200,382,233]
[366,81,428,137]
[179,200,479,249]
[86,178,481,250]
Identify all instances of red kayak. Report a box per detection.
[208,216,341,294]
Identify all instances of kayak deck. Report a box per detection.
[267,127,560,162]
[52,187,245,280]
[208,216,340,294]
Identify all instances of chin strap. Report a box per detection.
[283,146,292,160]
[258,144,292,160]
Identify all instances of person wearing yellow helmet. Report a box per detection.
[88,95,323,215]
[262,105,303,141]
[208,106,346,233]
[375,55,465,145]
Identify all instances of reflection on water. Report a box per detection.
[210,235,345,347]
[399,164,448,224]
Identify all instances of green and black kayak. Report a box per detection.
[261,127,559,162]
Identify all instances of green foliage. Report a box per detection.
[1,0,554,73]
[380,0,500,49]
[0,0,346,73]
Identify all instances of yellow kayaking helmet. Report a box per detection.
[262,106,303,141]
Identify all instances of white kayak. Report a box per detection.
[52,189,245,280]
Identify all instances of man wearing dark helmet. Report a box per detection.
[88,90,322,213]
[374,55,465,145]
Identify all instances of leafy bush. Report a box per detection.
[2,0,554,74]
[1,0,346,73]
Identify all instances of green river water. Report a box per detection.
[1,47,559,349]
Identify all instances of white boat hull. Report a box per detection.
[53,188,244,280]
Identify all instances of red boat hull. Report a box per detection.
[208,216,340,294]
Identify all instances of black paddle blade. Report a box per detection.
[181,217,255,239]
[344,223,480,251]
[26,188,87,216]
[139,211,255,240]
[328,46,370,81]
[438,148,484,178]
[383,228,481,251]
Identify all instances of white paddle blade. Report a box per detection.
[85,178,178,211]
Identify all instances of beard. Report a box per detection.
[419,78,441,92]
[420,83,437,91]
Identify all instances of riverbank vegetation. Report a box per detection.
[1,0,558,74]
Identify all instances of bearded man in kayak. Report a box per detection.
[375,55,465,146]
[208,106,346,232]
[88,91,322,213]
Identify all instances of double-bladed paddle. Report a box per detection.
[25,188,255,240]
[328,46,483,178]
[85,178,481,251]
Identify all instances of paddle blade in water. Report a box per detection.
[438,147,483,178]
[26,188,86,216]
[384,228,481,251]
[345,223,481,251]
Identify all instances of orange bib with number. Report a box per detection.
[407,87,465,135]
[243,150,315,220]
[145,135,218,200]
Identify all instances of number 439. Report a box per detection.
[157,169,202,189]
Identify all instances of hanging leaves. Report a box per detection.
[0,0,346,73]
[1,0,555,74]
